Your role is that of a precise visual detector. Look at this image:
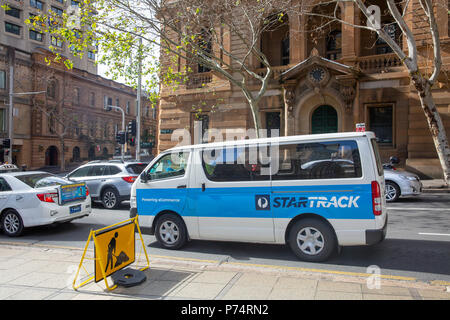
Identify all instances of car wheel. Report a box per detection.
[288,218,337,262]
[385,181,400,202]
[155,214,187,249]
[102,188,120,209]
[1,210,24,237]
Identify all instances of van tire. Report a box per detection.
[288,218,336,262]
[155,214,187,250]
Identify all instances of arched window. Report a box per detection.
[260,13,289,67]
[47,79,57,99]
[311,105,338,134]
[326,30,342,60]
[197,28,212,73]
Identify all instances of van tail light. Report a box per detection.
[85,187,89,197]
[122,176,136,183]
[37,192,58,203]
[371,181,382,216]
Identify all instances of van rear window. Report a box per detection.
[370,138,384,176]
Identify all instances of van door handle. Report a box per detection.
[177,185,187,189]
[202,183,206,192]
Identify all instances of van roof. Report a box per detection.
[167,131,375,152]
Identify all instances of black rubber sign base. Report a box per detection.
[111,268,147,288]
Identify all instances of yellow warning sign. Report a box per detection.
[94,221,135,283]
[72,216,149,291]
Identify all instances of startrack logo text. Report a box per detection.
[273,196,360,209]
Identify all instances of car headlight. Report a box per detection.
[400,175,417,181]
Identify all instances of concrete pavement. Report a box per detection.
[0,243,449,301]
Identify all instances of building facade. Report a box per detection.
[158,0,450,179]
[0,49,158,169]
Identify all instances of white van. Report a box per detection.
[130,132,387,262]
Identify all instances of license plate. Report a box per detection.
[70,205,81,214]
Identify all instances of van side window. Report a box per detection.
[201,146,270,182]
[0,178,12,191]
[272,140,362,180]
[148,152,189,180]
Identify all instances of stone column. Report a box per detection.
[282,82,296,137]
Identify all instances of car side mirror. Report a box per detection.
[389,156,399,165]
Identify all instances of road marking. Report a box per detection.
[388,207,450,211]
[418,233,450,237]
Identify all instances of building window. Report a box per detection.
[326,30,342,60]
[47,80,57,99]
[367,104,394,145]
[265,112,280,137]
[152,107,157,119]
[29,30,43,42]
[30,0,44,10]
[376,24,398,55]
[5,22,21,35]
[88,51,95,60]
[71,0,80,7]
[281,35,290,66]
[0,109,6,132]
[50,6,63,16]
[0,71,5,89]
[73,87,80,104]
[90,92,95,106]
[51,36,63,48]
[126,101,130,114]
[5,7,21,19]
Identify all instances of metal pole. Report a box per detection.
[7,49,14,164]
[107,105,125,161]
[136,38,142,161]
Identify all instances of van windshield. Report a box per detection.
[371,138,383,176]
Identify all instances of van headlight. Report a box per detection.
[130,196,137,208]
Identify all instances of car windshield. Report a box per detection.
[126,163,147,174]
[16,173,69,188]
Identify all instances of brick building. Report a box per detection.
[158,0,450,178]
[0,47,158,169]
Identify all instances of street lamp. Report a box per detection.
[105,104,125,162]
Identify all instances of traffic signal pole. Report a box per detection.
[106,105,125,162]
[136,38,142,161]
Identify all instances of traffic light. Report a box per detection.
[129,136,135,147]
[115,131,126,145]
[114,146,121,155]
[2,139,10,149]
[127,120,136,137]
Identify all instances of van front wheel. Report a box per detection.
[155,214,187,250]
[288,218,336,262]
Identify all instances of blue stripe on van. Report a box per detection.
[136,184,374,220]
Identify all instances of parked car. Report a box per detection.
[383,157,422,202]
[65,160,148,209]
[0,171,91,236]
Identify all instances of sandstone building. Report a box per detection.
[158,0,450,179]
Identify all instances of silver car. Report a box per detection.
[65,160,148,209]
[384,169,422,202]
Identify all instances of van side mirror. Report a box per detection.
[140,172,149,183]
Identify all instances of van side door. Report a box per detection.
[136,151,191,218]
[193,145,275,242]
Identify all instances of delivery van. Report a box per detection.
[130,132,387,262]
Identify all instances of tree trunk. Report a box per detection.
[248,99,263,139]
[414,78,450,185]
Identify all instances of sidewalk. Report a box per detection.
[0,243,449,300]
[421,179,450,193]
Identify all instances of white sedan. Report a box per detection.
[0,171,91,236]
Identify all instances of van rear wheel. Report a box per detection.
[288,218,337,262]
[155,214,187,250]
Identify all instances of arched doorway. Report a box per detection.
[311,105,338,134]
[88,146,96,160]
[72,146,80,162]
[45,146,59,166]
